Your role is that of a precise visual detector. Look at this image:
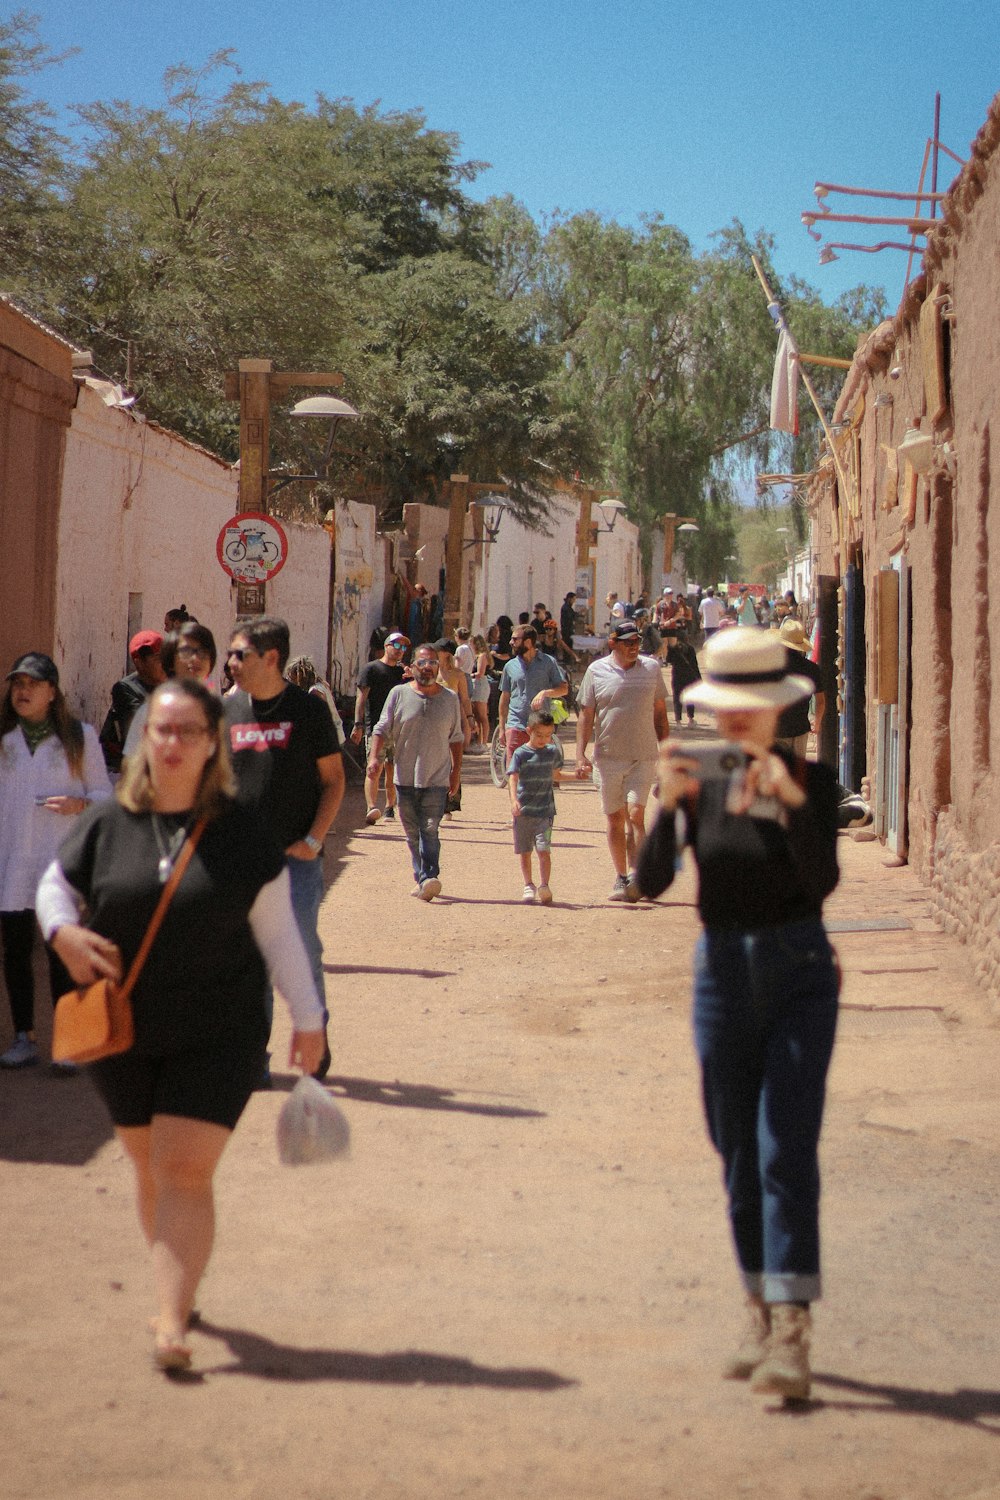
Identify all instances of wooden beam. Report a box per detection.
[268,371,345,392]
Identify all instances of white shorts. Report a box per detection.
[592,757,657,816]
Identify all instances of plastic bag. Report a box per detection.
[276,1076,351,1166]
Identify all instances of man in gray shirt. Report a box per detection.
[370,643,464,900]
[575,619,670,901]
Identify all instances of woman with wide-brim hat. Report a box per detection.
[636,628,840,1404]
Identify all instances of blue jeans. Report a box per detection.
[395,785,448,884]
[692,918,839,1303]
[286,854,327,1025]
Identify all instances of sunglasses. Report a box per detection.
[227,647,254,661]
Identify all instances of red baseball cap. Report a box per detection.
[129,630,163,655]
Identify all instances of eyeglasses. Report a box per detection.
[147,723,211,744]
[227,647,254,661]
[176,645,210,659]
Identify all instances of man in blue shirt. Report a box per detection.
[498,624,568,759]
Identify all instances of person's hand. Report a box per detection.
[286,839,320,861]
[50,924,123,987]
[350,726,364,745]
[575,753,592,780]
[510,797,522,817]
[289,1029,326,1075]
[529,691,550,710]
[727,744,807,815]
[448,780,461,798]
[42,795,87,816]
[657,742,699,812]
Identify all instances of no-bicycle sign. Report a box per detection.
[216,512,289,584]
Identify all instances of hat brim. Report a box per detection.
[681,672,814,712]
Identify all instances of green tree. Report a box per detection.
[0,11,71,297]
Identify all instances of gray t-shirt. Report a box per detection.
[374,684,464,788]
[578,653,667,762]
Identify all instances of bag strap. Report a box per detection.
[119,817,207,1002]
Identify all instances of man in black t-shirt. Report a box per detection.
[224,617,344,1079]
[350,631,408,825]
[99,630,166,771]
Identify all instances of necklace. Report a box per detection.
[151,813,191,885]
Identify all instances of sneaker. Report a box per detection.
[0,1033,39,1069]
[384,806,396,821]
[522,883,537,904]
[624,876,642,904]
[50,1060,79,1077]
[536,884,553,905]
[365,806,382,826]
[443,811,453,821]
[609,874,630,902]
[419,877,442,901]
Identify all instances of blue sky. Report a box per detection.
[23,0,999,310]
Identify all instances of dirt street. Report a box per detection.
[2,733,999,1500]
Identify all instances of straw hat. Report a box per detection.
[778,617,810,654]
[682,627,813,711]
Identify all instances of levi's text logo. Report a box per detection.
[230,721,293,752]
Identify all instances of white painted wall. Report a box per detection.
[55,380,333,727]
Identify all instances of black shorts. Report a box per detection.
[88,1027,267,1131]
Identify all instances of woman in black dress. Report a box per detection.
[37,679,325,1371]
[637,628,840,1403]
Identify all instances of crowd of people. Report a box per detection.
[1,588,848,1399]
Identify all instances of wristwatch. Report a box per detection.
[303,834,322,854]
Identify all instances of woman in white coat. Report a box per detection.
[0,653,111,1068]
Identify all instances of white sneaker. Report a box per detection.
[536,884,553,905]
[522,883,537,904]
[0,1033,39,1069]
[420,878,442,900]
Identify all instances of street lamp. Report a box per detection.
[594,498,628,534]
[464,492,509,547]
[268,395,360,495]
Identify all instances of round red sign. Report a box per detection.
[216,512,288,584]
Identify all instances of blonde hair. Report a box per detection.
[117,679,235,821]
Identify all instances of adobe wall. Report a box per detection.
[827,93,1000,1009]
[0,306,76,672]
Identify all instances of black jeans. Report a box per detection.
[1,910,73,1034]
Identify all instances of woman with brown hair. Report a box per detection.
[36,678,325,1371]
[0,653,111,1069]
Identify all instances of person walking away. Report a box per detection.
[224,617,344,1081]
[774,619,824,757]
[507,710,564,905]
[369,644,463,901]
[469,634,492,747]
[37,678,325,1371]
[560,592,579,652]
[434,639,474,817]
[0,653,112,1069]
[351,631,409,824]
[636,628,840,1403]
[635,607,663,660]
[736,588,759,627]
[698,588,725,641]
[454,628,477,682]
[664,630,701,727]
[100,631,166,772]
[498,625,568,762]
[575,620,669,901]
[285,655,347,749]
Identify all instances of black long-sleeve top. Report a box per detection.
[636,751,840,929]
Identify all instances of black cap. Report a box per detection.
[433,638,457,654]
[7,652,59,686]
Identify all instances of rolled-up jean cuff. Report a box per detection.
[762,1272,821,1303]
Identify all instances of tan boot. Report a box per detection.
[721,1295,771,1380]
[750,1303,811,1400]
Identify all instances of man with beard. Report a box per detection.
[497,625,568,761]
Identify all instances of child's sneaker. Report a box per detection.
[536,884,553,905]
[522,883,537,904]
[384,806,396,821]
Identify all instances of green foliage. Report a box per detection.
[0,11,72,295]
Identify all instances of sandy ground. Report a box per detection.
[2,728,1000,1500]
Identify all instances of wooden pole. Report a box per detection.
[237,359,273,616]
[443,475,468,635]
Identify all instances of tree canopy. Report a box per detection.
[1,19,887,553]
